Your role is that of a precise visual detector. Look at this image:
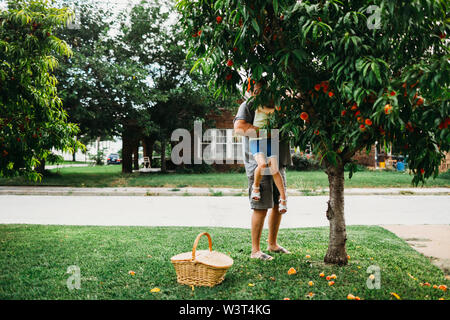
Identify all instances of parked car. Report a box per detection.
[107,153,121,165]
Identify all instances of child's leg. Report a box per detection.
[253,153,268,190]
[268,156,287,201]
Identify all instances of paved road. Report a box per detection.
[1,195,449,228]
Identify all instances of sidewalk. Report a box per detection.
[0,186,448,196]
[383,225,450,277]
[45,163,92,169]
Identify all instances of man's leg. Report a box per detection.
[267,204,282,250]
[267,168,290,253]
[248,173,274,260]
[251,209,267,254]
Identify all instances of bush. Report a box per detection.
[175,163,215,174]
[344,162,368,172]
[228,166,246,174]
[88,147,107,165]
[439,169,450,179]
[289,154,321,171]
[151,157,161,168]
[46,153,64,165]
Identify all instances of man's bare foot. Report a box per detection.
[267,245,291,254]
[250,251,273,261]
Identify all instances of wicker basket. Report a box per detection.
[170,232,233,287]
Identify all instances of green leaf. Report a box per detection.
[273,0,279,15]
[371,62,382,84]
[292,49,306,62]
[251,19,260,35]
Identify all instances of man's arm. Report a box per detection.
[234,119,259,137]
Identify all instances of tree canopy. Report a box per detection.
[177,0,449,264]
[0,0,84,180]
[177,0,449,183]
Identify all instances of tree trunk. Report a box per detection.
[96,136,100,153]
[324,163,348,265]
[149,141,154,167]
[143,137,155,168]
[72,136,77,162]
[122,127,133,174]
[160,138,166,173]
[133,141,139,171]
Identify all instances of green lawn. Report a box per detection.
[0,165,449,189]
[0,225,448,300]
[57,160,93,165]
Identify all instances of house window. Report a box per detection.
[202,129,243,162]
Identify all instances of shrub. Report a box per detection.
[175,163,215,174]
[289,154,321,171]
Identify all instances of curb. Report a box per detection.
[0,187,448,197]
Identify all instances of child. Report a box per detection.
[249,104,287,214]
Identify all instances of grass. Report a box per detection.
[54,160,93,165]
[0,165,449,189]
[0,224,448,300]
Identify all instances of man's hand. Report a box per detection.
[234,119,259,138]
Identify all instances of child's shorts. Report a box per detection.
[249,138,272,157]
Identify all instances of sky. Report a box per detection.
[54,0,175,28]
[0,1,176,27]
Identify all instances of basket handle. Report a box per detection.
[192,232,213,261]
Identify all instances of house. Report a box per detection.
[205,106,376,169]
[203,107,245,170]
[439,152,450,172]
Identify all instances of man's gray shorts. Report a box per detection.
[248,167,287,210]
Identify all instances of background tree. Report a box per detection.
[117,0,237,172]
[0,0,84,180]
[54,0,115,161]
[54,0,150,165]
[177,0,449,265]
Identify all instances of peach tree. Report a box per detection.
[0,0,84,180]
[177,0,450,264]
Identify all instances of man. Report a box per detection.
[233,79,292,261]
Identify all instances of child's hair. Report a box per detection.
[254,77,276,108]
[256,77,268,87]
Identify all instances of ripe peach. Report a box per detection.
[384,104,392,114]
